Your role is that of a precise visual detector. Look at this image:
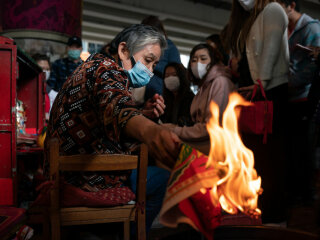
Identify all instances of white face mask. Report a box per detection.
[238,0,255,11]
[164,76,180,92]
[191,62,208,79]
[44,70,50,81]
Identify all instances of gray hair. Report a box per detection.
[109,24,167,56]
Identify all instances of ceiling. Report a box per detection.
[82,0,319,55]
[82,0,231,55]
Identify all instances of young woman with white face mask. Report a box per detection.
[161,63,194,126]
[162,44,235,155]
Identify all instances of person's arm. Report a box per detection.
[171,76,233,141]
[289,25,320,88]
[94,65,180,168]
[258,3,288,88]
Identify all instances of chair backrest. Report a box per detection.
[48,138,148,240]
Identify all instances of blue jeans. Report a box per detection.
[130,166,170,232]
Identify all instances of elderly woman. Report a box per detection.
[45,24,180,232]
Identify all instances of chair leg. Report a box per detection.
[136,211,146,240]
[50,213,60,240]
[43,215,50,240]
[124,220,130,240]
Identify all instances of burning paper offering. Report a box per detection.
[159,93,262,239]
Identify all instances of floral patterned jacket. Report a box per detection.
[45,53,142,191]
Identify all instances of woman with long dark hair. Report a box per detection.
[222,0,289,223]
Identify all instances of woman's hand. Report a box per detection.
[143,124,181,169]
[308,46,320,65]
[142,93,166,119]
[238,85,256,100]
[125,115,181,169]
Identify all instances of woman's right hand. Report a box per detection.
[124,115,181,169]
[143,124,181,169]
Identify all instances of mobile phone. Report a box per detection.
[295,44,312,52]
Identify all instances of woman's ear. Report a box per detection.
[118,42,130,62]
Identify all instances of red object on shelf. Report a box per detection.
[0,36,45,206]
[25,128,37,135]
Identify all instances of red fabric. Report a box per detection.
[33,181,135,207]
[238,79,273,143]
[0,207,26,239]
[178,190,222,240]
[0,179,13,206]
[45,93,50,114]
[62,183,135,207]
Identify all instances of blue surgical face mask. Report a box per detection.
[126,56,154,88]
[68,49,81,60]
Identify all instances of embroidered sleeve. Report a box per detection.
[93,63,142,142]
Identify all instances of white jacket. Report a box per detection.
[246,2,289,90]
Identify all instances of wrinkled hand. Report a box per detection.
[142,94,166,119]
[238,85,256,100]
[143,124,181,169]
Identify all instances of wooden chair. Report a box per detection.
[48,138,148,240]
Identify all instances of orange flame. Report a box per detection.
[206,92,262,215]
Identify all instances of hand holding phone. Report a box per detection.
[295,44,313,52]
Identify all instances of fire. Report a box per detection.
[206,92,262,215]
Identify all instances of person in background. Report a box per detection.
[99,42,111,56]
[163,43,234,155]
[47,36,83,92]
[308,46,320,119]
[223,0,289,223]
[160,63,194,126]
[279,0,320,102]
[278,0,320,206]
[219,24,241,86]
[206,34,229,66]
[141,15,181,101]
[308,47,320,232]
[32,54,52,121]
[45,24,180,233]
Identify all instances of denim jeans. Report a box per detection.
[130,166,170,232]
